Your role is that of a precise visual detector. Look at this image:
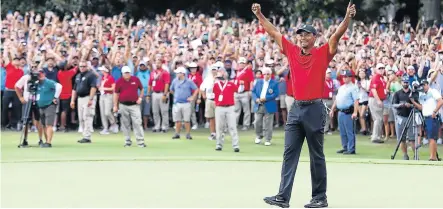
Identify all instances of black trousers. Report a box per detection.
[2,90,22,127]
[277,100,327,202]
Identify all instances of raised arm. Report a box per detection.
[252,3,283,50]
[329,2,356,55]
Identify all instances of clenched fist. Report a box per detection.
[346,2,356,18]
[251,3,261,15]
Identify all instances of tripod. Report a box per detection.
[391,107,441,160]
[17,93,40,148]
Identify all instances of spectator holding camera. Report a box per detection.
[410,80,443,161]
[15,64,44,146]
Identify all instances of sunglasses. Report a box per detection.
[79,66,87,68]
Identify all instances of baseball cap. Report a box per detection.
[420,79,429,85]
[121,66,131,74]
[407,65,415,71]
[139,61,147,66]
[98,66,109,72]
[175,67,187,74]
[376,63,385,69]
[343,70,353,77]
[238,57,247,64]
[296,24,317,35]
[326,69,332,74]
[401,75,409,83]
[395,70,404,77]
[265,59,275,65]
[188,62,198,68]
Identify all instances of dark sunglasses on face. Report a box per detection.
[79,66,87,68]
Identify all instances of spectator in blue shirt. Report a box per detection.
[136,62,151,129]
[330,70,359,155]
[169,67,198,140]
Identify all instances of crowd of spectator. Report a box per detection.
[1,9,443,147]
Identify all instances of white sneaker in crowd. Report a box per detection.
[204,122,209,129]
[53,126,57,132]
[100,129,110,135]
[423,138,429,145]
[264,141,271,146]
[110,124,119,133]
[191,124,198,130]
[437,138,443,145]
[254,138,261,144]
[78,127,83,133]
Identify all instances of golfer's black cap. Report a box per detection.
[296,24,317,35]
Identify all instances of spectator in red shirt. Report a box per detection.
[147,58,171,132]
[2,57,24,130]
[187,62,203,129]
[113,66,146,147]
[57,64,78,131]
[253,2,355,208]
[368,63,387,143]
[98,66,118,135]
[213,70,241,152]
[234,57,254,130]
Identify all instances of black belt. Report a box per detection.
[294,99,322,106]
[219,105,233,107]
[208,98,214,101]
[120,101,137,106]
[338,107,354,114]
[153,91,163,93]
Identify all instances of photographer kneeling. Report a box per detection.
[410,80,443,161]
[35,68,62,148]
[391,76,415,160]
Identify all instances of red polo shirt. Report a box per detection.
[234,67,254,91]
[368,74,387,100]
[115,76,143,103]
[285,72,293,97]
[323,78,334,99]
[58,67,78,100]
[101,74,115,94]
[282,36,335,100]
[5,63,24,89]
[148,69,170,93]
[188,73,203,88]
[213,80,238,106]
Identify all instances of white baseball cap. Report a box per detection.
[376,63,385,69]
[98,66,109,72]
[238,57,247,64]
[261,67,272,75]
[265,59,275,65]
[175,67,187,74]
[188,62,198,68]
[122,66,131,74]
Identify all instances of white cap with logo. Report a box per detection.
[122,66,131,74]
[175,67,187,74]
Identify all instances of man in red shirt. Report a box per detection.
[188,62,203,130]
[57,65,77,132]
[213,70,241,152]
[113,66,146,147]
[234,57,254,130]
[2,57,24,130]
[323,69,335,134]
[368,63,387,144]
[147,58,171,133]
[253,2,356,208]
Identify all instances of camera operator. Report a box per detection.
[391,76,415,160]
[35,68,62,147]
[410,80,443,161]
[14,64,44,146]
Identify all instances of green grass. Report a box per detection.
[1,129,443,208]
[1,128,442,163]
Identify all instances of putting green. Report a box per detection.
[2,161,443,208]
[1,130,443,207]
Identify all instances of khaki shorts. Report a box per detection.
[205,99,216,118]
[39,104,56,126]
[173,103,191,122]
[279,95,287,109]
